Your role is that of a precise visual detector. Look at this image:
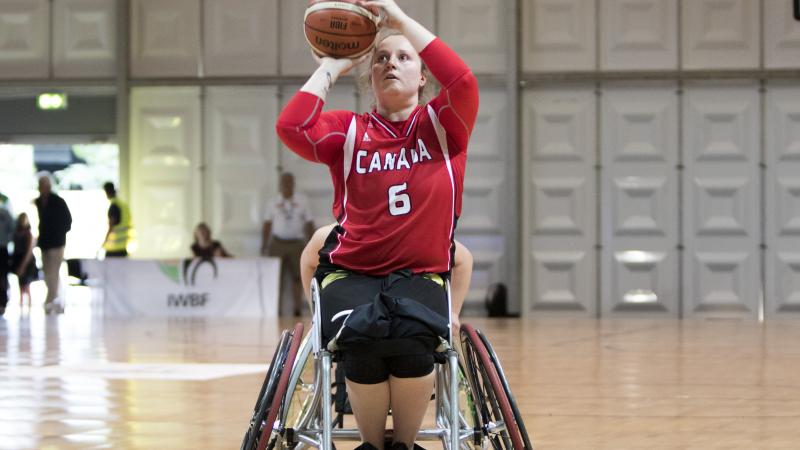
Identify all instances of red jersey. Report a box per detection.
[276,38,478,275]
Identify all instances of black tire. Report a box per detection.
[460,324,526,450]
[241,323,304,450]
[476,328,533,450]
[241,330,292,450]
[257,322,304,450]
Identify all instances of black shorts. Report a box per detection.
[314,261,449,353]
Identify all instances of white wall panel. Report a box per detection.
[130,0,200,78]
[279,85,356,228]
[52,0,116,78]
[764,0,800,69]
[279,0,317,76]
[766,82,800,317]
[396,0,436,34]
[522,0,596,72]
[438,0,506,74]
[600,0,677,71]
[601,84,679,316]
[203,0,277,76]
[525,87,597,315]
[204,87,279,257]
[683,83,760,318]
[456,87,514,313]
[681,0,759,70]
[130,87,201,258]
[0,0,49,79]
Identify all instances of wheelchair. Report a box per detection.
[241,278,533,450]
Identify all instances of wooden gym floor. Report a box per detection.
[1,293,799,449]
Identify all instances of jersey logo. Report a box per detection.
[355,138,434,174]
[362,131,371,142]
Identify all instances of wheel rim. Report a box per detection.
[241,330,292,450]
[460,324,525,450]
[257,322,305,450]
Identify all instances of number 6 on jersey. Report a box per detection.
[388,183,411,216]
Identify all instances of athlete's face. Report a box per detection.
[371,35,426,110]
[194,224,210,244]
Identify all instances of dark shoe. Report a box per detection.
[388,443,426,450]
[354,443,381,450]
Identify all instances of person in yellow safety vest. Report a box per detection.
[102,182,133,257]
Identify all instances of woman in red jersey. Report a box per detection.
[276,1,478,448]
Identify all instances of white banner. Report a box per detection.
[84,258,280,318]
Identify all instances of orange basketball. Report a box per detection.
[304,1,380,58]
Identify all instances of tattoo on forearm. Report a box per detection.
[324,71,333,94]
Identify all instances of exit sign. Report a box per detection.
[37,93,68,110]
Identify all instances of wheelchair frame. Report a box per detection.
[241,278,532,450]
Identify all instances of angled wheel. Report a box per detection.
[476,329,533,450]
[460,324,526,450]
[241,323,304,450]
[274,331,320,449]
[241,329,292,450]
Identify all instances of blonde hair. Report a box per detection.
[358,28,438,110]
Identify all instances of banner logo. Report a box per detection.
[157,258,218,286]
[158,258,218,308]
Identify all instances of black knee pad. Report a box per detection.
[342,354,390,384]
[386,353,435,379]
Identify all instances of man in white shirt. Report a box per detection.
[262,173,314,316]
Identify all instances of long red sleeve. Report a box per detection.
[420,38,479,156]
[275,92,353,165]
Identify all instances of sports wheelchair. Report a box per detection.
[241,279,532,450]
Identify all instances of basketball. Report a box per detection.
[304,1,380,58]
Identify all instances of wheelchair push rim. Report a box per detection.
[460,323,526,450]
[241,322,304,450]
[476,328,533,450]
[241,329,293,450]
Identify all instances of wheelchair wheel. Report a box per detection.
[275,331,319,448]
[241,323,304,450]
[476,329,533,450]
[241,329,292,450]
[460,324,526,450]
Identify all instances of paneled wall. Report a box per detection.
[765,83,800,318]
[682,83,760,318]
[600,84,679,316]
[524,87,597,315]
[129,87,201,258]
[2,0,800,318]
[522,0,800,319]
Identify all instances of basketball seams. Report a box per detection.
[303,23,377,38]
[303,1,378,58]
[304,1,380,25]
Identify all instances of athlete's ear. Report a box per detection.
[419,71,427,88]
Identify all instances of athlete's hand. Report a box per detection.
[450,314,461,340]
[363,0,409,30]
[312,52,369,77]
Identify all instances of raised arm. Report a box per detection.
[367,0,479,155]
[365,0,435,52]
[275,57,362,165]
[420,39,479,156]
